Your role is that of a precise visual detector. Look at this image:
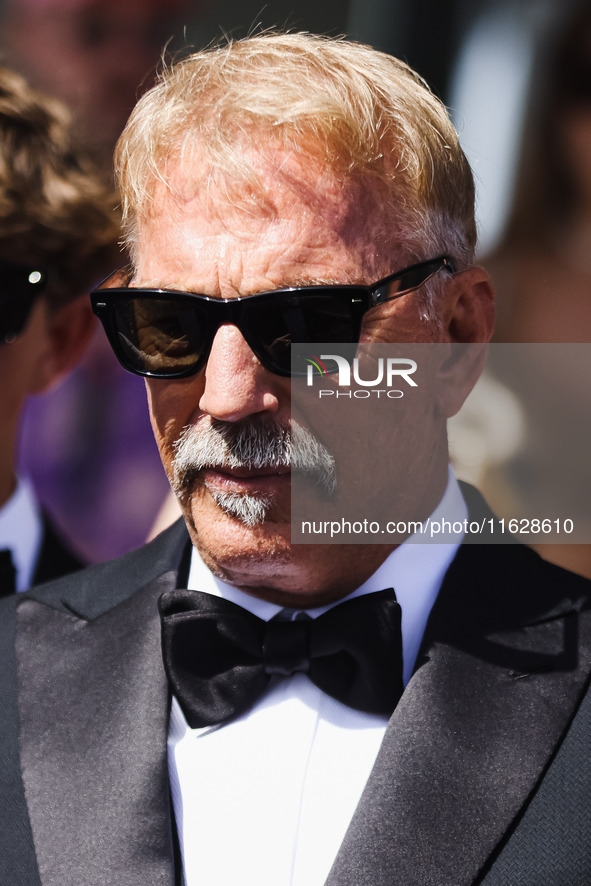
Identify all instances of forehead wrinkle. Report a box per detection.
[128,274,364,296]
[135,150,406,296]
[263,157,403,256]
[135,221,395,294]
[152,145,394,251]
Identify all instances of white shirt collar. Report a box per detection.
[187,467,467,684]
[0,477,43,591]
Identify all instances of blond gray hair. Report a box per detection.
[116,32,476,272]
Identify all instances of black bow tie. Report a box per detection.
[0,549,16,598]
[159,588,403,728]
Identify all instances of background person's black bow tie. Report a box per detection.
[0,549,16,597]
[159,588,403,728]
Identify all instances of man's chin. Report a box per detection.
[184,485,292,549]
[182,494,296,596]
[208,489,271,528]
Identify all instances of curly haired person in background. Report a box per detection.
[0,67,119,595]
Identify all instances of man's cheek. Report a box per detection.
[146,408,184,483]
[146,378,198,444]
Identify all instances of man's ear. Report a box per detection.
[434,267,495,418]
[444,266,495,344]
[29,296,96,395]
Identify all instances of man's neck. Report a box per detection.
[0,468,17,510]
[190,467,464,609]
[192,459,450,608]
[0,419,18,508]
[187,468,466,681]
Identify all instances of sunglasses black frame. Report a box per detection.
[0,260,49,344]
[91,255,456,379]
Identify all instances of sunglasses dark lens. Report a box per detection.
[0,264,47,344]
[246,291,367,373]
[0,297,34,343]
[111,296,208,376]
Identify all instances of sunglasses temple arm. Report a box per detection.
[371,260,456,307]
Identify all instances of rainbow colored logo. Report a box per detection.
[305,355,330,375]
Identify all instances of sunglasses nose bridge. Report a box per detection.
[216,293,292,376]
[204,298,253,361]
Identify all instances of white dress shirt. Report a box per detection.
[0,478,43,592]
[169,470,467,886]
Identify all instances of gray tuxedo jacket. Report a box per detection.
[1,487,591,886]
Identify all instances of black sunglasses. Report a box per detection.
[0,260,49,344]
[91,255,455,379]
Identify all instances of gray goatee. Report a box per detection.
[171,417,336,526]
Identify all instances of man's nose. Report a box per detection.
[198,324,283,422]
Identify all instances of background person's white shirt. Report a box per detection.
[169,470,467,886]
[0,478,43,592]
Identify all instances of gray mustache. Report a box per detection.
[172,418,336,496]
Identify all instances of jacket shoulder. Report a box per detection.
[25,518,191,619]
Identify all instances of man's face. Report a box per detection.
[137,150,458,603]
[0,297,52,501]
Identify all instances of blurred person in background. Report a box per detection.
[481,1,591,578]
[0,0,193,562]
[0,0,191,173]
[485,1,591,343]
[0,66,119,595]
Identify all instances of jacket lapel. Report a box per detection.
[13,501,591,885]
[0,598,41,885]
[326,540,591,886]
[16,571,178,886]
